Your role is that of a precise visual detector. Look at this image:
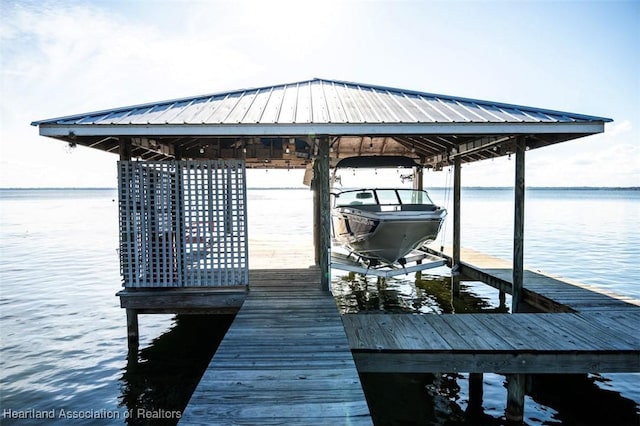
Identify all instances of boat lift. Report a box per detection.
[330,246,448,278]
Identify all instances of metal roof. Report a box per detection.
[32,78,612,168]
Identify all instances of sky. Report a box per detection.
[0,0,638,188]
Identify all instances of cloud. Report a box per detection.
[2,0,638,188]
[1,1,261,188]
[525,141,639,187]
[605,120,633,138]
[2,1,260,115]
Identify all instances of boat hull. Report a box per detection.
[332,208,446,265]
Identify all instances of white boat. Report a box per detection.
[331,187,447,266]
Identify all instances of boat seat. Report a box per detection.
[352,204,381,212]
[400,204,437,211]
[338,203,381,211]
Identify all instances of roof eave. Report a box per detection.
[39,121,607,138]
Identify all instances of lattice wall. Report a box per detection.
[118,160,248,288]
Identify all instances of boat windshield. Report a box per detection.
[396,189,434,205]
[335,190,377,206]
[335,189,434,206]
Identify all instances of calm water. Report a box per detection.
[1,187,638,425]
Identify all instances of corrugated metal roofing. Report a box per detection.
[32,78,611,167]
[34,78,609,126]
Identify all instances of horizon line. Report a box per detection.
[1,186,638,191]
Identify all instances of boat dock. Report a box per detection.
[33,78,633,423]
[336,245,639,374]
[178,244,639,424]
[179,267,372,425]
[343,245,639,420]
[344,311,639,374]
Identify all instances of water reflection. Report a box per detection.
[358,372,467,425]
[118,315,233,425]
[332,271,509,315]
[528,374,640,425]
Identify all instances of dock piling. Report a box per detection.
[467,372,484,416]
[451,274,461,297]
[126,308,139,352]
[506,373,526,423]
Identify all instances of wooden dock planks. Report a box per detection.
[343,246,640,376]
[343,313,640,353]
[178,244,638,422]
[343,313,640,374]
[180,268,372,425]
[425,245,640,312]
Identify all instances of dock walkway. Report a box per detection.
[180,268,372,425]
[345,246,640,375]
[179,244,638,422]
[425,245,640,312]
[344,311,640,373]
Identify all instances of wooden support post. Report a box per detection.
[453,156,461,270]
[512,137,526,313]
[451,274,460,297]
[313,177,321,265]
[506,373,526,424]
[467,373,484,417]
[126,309,139,352]
[414,165,424,265]
[313,138,331,291]
[413,165,424,191]
[119,138,132,161]
[121,141,138,352]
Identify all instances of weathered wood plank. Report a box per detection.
[196,377,365,392]
[574,312,640,347]
[183,400,371,425]
[452,314,516,350]
[352,351,640,374]
[394,314,453,350]
[343,312,640,374]
[117,289,246,310]
[439,314,499,349]
[420,315,477,350]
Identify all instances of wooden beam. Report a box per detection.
[512,136,526,313]
[316,138,331,291]
[453,156,461,269]
[452,274,461,297]
[313,173,321,265]
[318,137,331,291]
[117,288,247,311]
[351,351,640,374]
[119,137,132,161]
[413,165,423,190]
